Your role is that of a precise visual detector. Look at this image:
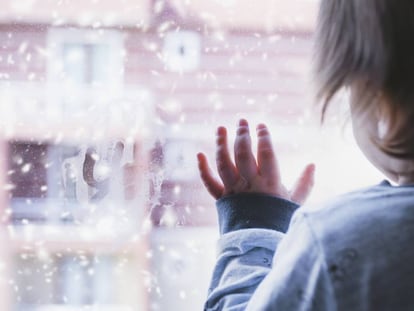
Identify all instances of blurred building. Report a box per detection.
[0,0,331,310]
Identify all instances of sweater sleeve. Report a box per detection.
[204,193,336,311]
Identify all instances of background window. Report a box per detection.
[163,31,201,73]
[47,28,124,118]
[13,252,136,310]
[62,43,111,86]
[8,141,83,223]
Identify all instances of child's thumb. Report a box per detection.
[290,163,315,205]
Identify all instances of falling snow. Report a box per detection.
[0,0,375,310]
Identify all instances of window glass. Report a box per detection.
[0,0,383,310]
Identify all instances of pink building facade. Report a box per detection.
[0,1,373,310]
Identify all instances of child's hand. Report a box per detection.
[197,119,315,205]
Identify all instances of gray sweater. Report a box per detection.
[205,180,414,310]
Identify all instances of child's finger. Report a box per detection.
[256,124,280,186]
[197,152,224,199]
[234,119,258,182]
[290,163,315,205]
[216,126,238,189]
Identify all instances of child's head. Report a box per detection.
[314,0,414,183]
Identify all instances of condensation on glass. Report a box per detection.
[0,0,382,310]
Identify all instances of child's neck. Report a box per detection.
[396,175,414,186]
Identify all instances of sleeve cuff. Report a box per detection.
[216,193,299,235]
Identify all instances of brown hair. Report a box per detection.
[314,0,414,158]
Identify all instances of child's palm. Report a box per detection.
[197,119,315,205]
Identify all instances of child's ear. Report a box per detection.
[375,93,393,140]
[377,119,388,140]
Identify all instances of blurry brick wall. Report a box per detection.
[0,24,314,226]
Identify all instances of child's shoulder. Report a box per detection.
[299,180,414,246]
[294,181,414,294]
[303,180,414,216]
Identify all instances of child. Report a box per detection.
[197,0,414,310]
